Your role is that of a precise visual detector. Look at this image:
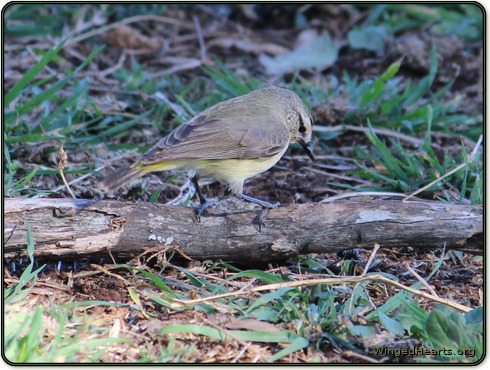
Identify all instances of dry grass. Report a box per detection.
[4,3,483,364]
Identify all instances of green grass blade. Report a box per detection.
[149,189,161,203]
[8,46,103,119]
[5,221,46,303]
[204,60,255,96]
[114,265,178,297]
[95,110,153,139]
[40,78,90,127]
[4,37,69,106]
[12,168,38,190]
[360,60,400,107]
[6,134,65,143]
[364,122,408,182]
[230,270,285,284]
[402,45,438,107]
[268,336,309,362]
[159,324,302,344]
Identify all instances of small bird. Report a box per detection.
[100,86,314,217]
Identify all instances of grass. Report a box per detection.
[4,225,129,363]
[5,248,482,362]
[5,241,482,363]
[313,51,482,203]
[4,10,482,202]
[3,3,483,364]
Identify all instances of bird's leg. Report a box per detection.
[190,174,214,221]
[241,194,280,209]
[240,194,280,232]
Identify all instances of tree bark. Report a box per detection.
[4,198,482,264]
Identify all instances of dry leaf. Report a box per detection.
[106,25,161,52]
[259,29,338,75]
[208,314,280,332]
[209,38,289,56]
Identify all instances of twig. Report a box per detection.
[166,177,195,206]
[84,52,127,78]
[403,262,438,297]
[361,243,380,276]
[403,134,483,201]
[148,59,202,77]
[231,342,252,363]
[403,163,466,201]
[181,270,246,289]
[64,46,94,62]
[322,191,408,203]
[170,274,472,313]
[66,15,192,46]
[90,264,131,286]
[193,15,207,62]
[50,164,105,194]
[58,145,76,199]
[350,243,381,313]
[26,47,59,76]
[33,281,72,292]
[49,147,142,196]
[343,350,385,364]
[314,124,423,147]
[153,91,187,117]
[468,134,483,162]
[306,167,370,183]
[4,224,17,246]
[235,278,259,294]
[5,42,54,52]
[108,250,117,265]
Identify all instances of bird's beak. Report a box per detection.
[299,139,315,161]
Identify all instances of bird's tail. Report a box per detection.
[99,164,148,193]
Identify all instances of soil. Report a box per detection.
[4,3,483,364]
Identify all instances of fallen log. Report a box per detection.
[3,197,483,263]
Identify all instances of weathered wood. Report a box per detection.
[3,198,483,263]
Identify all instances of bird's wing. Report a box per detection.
[138,113,289,164]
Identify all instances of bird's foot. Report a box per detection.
[241,194,280,231]
[194,198,216,222]
[190,174,216,222]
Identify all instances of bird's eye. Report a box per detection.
[298,114,307,133]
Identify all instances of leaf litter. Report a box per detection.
[4,3,483,364]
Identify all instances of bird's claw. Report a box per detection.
[194,199,216,222]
